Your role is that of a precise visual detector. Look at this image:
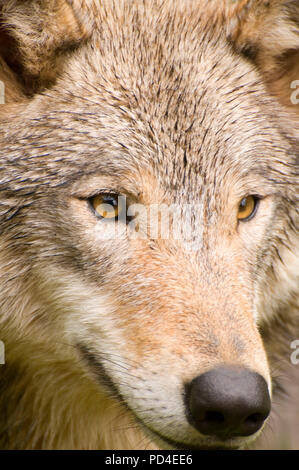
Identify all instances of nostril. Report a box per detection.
[204,411,225,424]
[238,411,270,437]
[245,412,268,426]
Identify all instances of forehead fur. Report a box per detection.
[0,0,297,201]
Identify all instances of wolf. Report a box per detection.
[0,0,298,450]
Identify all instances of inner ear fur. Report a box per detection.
[226,0,299,115]
[0,0,89,99]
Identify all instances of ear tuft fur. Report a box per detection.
[0,0,90,97]
[227,0,299,114]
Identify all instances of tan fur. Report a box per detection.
[0,0,298,450]
[0,57,25,102]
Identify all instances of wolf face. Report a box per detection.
[0,0,298,450]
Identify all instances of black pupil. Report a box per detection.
[240,198,248,211]
[103,196,118,208]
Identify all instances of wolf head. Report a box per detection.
[0,0,298,450]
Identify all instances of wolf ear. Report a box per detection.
[0,0,90,100]
[228,0,299,114]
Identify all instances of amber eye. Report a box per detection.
[90,193,121,220]
[238,196,259,221]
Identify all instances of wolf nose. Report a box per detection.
[187,366,271,439]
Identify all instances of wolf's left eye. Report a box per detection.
[238,196,259,222]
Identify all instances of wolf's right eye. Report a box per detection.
[90,193,122,220]
[238,196,259,222]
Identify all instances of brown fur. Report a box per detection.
[0,0,298,450]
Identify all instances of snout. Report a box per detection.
[186,366,271,440]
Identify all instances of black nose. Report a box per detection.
[186,366,271,439]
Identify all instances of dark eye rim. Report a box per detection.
[238,195,261,223]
